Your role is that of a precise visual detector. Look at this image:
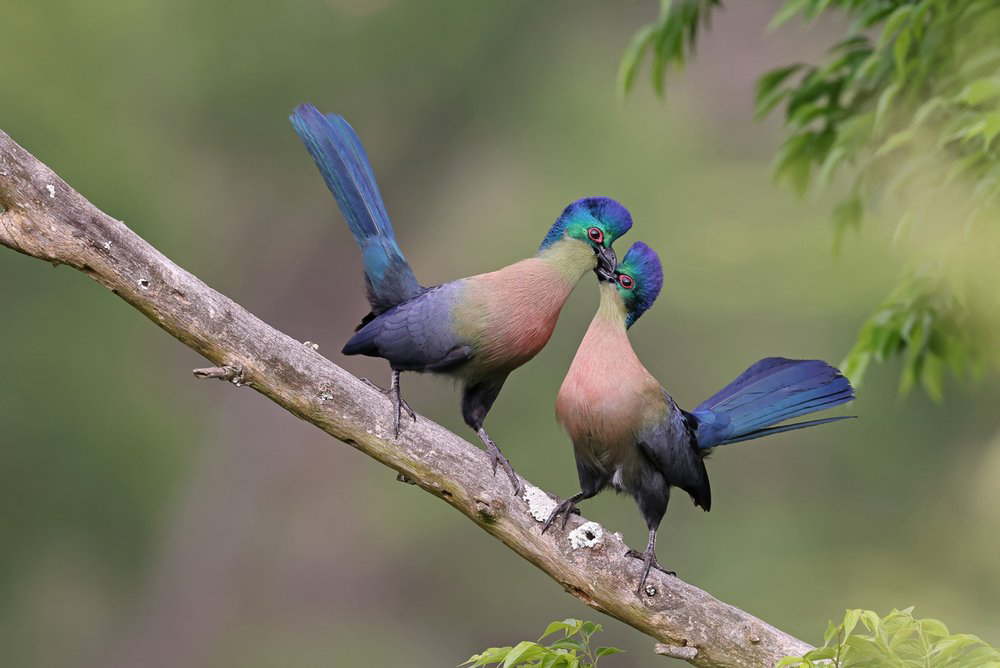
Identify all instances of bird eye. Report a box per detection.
[618,274,634,290]
[587,227,604,244]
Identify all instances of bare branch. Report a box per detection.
[0,128,813,668]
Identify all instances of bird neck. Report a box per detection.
[594,282,629,328]
[556,282,662,447]
[535,238,597,283]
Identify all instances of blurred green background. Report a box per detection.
[2,1,998,666]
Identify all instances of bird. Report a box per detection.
[289,103,632,495]
[546,241,855,595]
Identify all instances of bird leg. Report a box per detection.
[541,492,586,534]
[476,427,522,496]
[360,371,416,438]
[626,530,675,596]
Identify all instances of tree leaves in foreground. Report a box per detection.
[780,607,1000,667]
[461,619,623,668]
[622,0,1000,400]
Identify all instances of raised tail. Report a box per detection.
[690,357,855,448]
[290,103,422,314]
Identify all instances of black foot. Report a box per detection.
[361,374,416,438]
[541,498,582,534]
[626,547,675,596]
[477,428,522,496]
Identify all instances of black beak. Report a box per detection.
[594,245,617,282]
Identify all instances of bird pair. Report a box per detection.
[290,104,855,596]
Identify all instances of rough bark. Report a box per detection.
[0,129,813,668]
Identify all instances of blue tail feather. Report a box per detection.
[705,416,856,446]
[290,104,422,313]
[692,357,855,448]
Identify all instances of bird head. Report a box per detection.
[538,197,632,278]
[597,241,663,328]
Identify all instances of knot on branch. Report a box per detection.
[474,495,501,522]
[193,365,244,385]
[654,644,698,660]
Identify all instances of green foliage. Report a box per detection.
[757,0,1000,237]
[779,607,1000,667]
[461,619,624,668]
[759,0,1000,395]
[623,0,1000,398]
[840,275,984,400]
[617,0,722,99]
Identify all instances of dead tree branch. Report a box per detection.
[0,129,812,668]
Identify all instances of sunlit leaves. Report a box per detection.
[462,619,623,667]
[779,607,1000,667]
[622,0,1000,398]
[756,0,1000,394]
[840,277,981,401]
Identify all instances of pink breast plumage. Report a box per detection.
[468,259,577,369]
[556,316,659,446]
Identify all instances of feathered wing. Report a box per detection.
[341,283,472,372]
[691,357,855,448]
[637,402,712,510]
[290,104,422,313]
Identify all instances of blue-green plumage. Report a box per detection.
[691,357,855,447]
[290,104,633,495]
[291,104,422,314]
[549,242,855,595]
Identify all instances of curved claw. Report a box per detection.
[391,391,417,438]
[359,377,386,393]
[398,396,417,422]
[490,450,522,496]
[541,498,577,534]
[362,372,416,439]
[625,547,675,596]
[478,428,522,496]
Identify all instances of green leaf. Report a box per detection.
[959,78,1000,106]
[617,24,657,99]
[549,639,585,653]
[874,128,915,157]
[816,145,847,187]
[549,620,587,642]
[804,646,838,660]
[911,97,947,128]
[852,2,898,30]
[982,113,1000,148]
[874,82,901,130]
[769,0,810,31]
[463,646,513,667]
[842,609,862,637]
[755,63,804,119]
[920,617,951,639]
[595,646,624,660]
[892,30,911,74]
[502,641,547,668]
[878,6,915,48]
[832,195,862,254]
[539,655,577,668]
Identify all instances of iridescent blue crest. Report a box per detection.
[539,196,633,250]
[617,241,663,327]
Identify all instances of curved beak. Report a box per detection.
[594,245,617,282]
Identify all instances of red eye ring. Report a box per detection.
[618,274,634,290]
[587,227,604,244]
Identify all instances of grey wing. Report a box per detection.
[637,393,712,510]
[341,282,472,372]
